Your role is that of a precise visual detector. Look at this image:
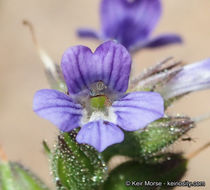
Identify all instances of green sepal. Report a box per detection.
[102,117,194,162]
[0,161,50,190]
[101,153,187,190]
[51,130,107,190]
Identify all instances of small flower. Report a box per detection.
[33,41,164,152]
[77,0,182,52]
[160,58,210,99]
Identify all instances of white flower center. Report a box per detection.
[81,107,117,125]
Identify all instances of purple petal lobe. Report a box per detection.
[77,28,100,39]
[161,59,210,99]
[33,89,83,132]
[76,120,124,152]
[112,92,164,131]
[131,34,183,52]
[61,41,131,94]
[100,0,161,49]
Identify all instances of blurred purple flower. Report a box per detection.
[77,0,182,52]
[161,58,210,99]
[33,41,164,152]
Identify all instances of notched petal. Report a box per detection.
[61,41,131,94]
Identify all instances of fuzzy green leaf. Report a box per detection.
[0,161,15,190]
[51,131,107,190]
[102,117,194,162]
[0,161,50,190]
[10,162,50,190]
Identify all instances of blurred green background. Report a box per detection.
[0,0,210,189]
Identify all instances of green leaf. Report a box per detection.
[101,153,187,190]
[0,161,50,190]
[102,117,194,162]
[0,161,15,190]
[51,131,107,190]
[10,162,50,190]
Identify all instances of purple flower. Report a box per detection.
[33,41,164,152]
[77,0,182,52]
[160,59,210,99]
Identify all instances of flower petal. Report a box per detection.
[77,28,100,39]
[76,120,124,152]
[33,89,83,132]
[112,92,164,131]
[100,0,161,49]
[61,41,131,94]
[160,59,210,99]
[131,34,183,52]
